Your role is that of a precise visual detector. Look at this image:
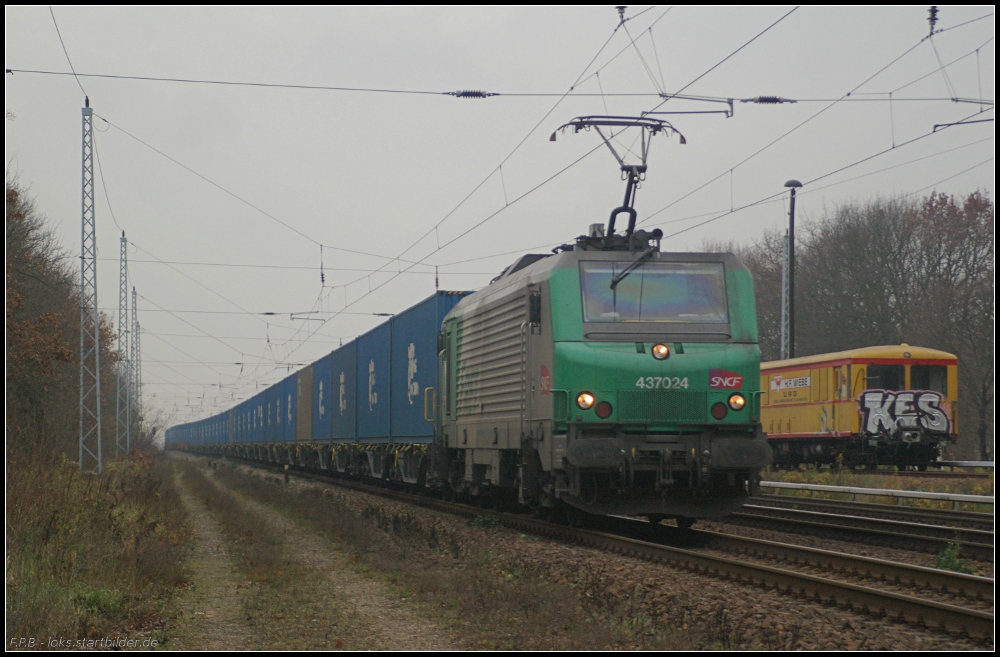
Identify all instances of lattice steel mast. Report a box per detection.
[116,232,131,456]
[131,286,141,442]
[79,98,103,473]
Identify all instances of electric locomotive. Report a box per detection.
[428,116,771,524]
[429,224,771,524]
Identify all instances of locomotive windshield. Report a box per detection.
[580,261,728,323]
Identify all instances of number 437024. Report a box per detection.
[635,376,689,389]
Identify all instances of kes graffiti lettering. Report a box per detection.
[859,390,950,435]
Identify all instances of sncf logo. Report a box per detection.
[709,369,743,390]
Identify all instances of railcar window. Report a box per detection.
[579,261,728,323]
[865,364,904,390]
[911,364,947,394]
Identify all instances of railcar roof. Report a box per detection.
[762,345,957,370]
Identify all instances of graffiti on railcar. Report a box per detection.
[859,389,951,435]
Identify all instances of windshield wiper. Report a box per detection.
[610,247,655,290]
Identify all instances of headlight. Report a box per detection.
[576,392,596,410]
[651,344,670,360]
[728,394,746,411]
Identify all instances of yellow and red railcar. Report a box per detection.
[760,345,958,469]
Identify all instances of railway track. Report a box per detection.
[606,517,992,606]
[206,453,994,640]
[723,505,994,561]
[751,494,994,531]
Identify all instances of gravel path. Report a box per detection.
[166,467,263,650]
[205,462,460,650]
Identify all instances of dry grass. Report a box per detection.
[6,449,189,644]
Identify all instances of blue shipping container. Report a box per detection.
[330,341,357,443]
[312,352,333,441]
[390,292,469,442]
[356,324,391,441]
[281,372,297,443]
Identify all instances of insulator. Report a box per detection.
[755,96,782,104]
[448,90,497,99]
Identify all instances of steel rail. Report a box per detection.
[752,494,995,531]
[602,515,993,603]
[725,507,994,561]
[543,523,995,640]
[690,527,994,603]
[736,504,994,544]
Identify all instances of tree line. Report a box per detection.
[712,191,994,460]
[7,179,151,460]
[7,178,190,641]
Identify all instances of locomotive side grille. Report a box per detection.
[617,391,707,422]
[455,294,526,417]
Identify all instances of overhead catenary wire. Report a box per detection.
[262,7,671,362]
[646,135,995,227]
[638,19,991,229]
[144,331,354,343]
[83,256,493,275]
[900,157,994,199]
[11,68,991,105]
[92,114,424,264]
[887,36,994,95]
[47,6,86,97]
[271,8,811,363]
[653,105,994,240]
[799,136,994,196]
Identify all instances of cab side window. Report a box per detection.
[866,364,904,390]
[911,365,947,394]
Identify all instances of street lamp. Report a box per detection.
[784,179,802,359]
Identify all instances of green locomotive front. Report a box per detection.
[434,229,772,524]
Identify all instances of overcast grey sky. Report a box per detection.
[5,6,994,429]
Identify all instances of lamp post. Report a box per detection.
[784,179,802,359]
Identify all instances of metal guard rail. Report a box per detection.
[759,481,994,510]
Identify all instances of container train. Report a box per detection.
[760,345,959,469]
[166,115,773,526]
[166,228,773,525]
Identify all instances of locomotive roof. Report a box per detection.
[452,247,748,318]
[762,345,958,370]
